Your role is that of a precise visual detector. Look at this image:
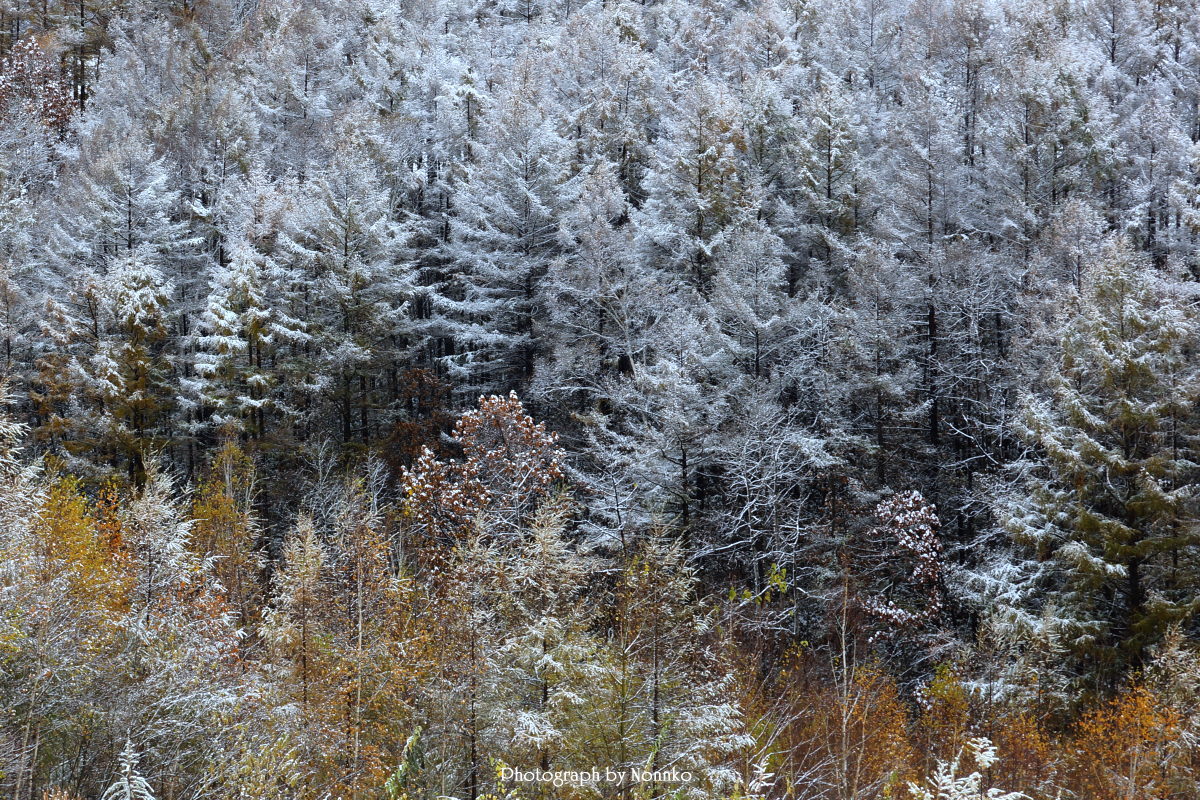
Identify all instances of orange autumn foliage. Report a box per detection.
[762,650,915,800]
[94,481,126,558]
[1068,684,1181,800]
[989,710,1060,798]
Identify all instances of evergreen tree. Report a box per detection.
[100,741,156,800]
[636,75,747,295]
[993,239,1200,693]
[441,53,569,391]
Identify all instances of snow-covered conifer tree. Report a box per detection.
[992,239,1200,693]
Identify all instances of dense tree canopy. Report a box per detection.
[1,0,1200,797]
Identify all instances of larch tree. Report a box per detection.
[441,52,569,392]
[191,240,278,439]
[636,75,748,296]
[281,149,412,448]
[586,533,750,798]
[993,238,1200,695]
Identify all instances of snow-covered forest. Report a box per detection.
[1,0,1200,796]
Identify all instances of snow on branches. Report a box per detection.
[401,391,566,542]
[0,37,73,135]
[861,490,945,641]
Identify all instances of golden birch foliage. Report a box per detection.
[94,482,125,557]
[915,665,971,770]
[841,665,916,799]
[34,477,129,614]
[190,440,263,625]
[1068,684,1181,800]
